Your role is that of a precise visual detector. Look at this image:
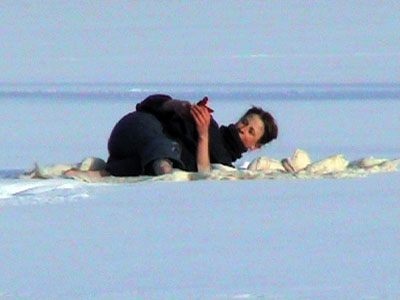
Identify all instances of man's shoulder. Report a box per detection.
[136,94,172,111]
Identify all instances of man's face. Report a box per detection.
[236,114,265,150]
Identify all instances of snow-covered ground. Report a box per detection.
[0,93,399,299]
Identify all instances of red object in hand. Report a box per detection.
[197,97,214,113]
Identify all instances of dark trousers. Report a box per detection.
[105,112,183,176]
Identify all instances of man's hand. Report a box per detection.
[190,105,211,172]
[190,105,211,138]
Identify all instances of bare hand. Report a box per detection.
[190,105,211,137]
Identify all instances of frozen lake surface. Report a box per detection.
[0,86,399,299]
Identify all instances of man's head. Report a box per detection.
[236,106,278,150]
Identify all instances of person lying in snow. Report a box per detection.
[65,94,278,177]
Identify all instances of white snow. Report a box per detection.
[0,96,399,299]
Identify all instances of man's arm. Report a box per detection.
[190,105,211,172]
[136,94,191,118]
[161,99,192,117]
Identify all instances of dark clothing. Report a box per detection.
[105,112,184,176]
[105,94,247,176]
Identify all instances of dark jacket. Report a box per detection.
[136,94,247,171]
